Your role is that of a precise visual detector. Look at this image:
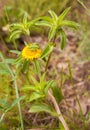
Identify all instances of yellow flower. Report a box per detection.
[22,44,42,60]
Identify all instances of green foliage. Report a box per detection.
[59,123,65,130]
[0,52,12,76]
[0,97,24,113]
[60,29,66,50]
[8,7,78,50]
[29,102,57,117]
[36,7,78,49]
[41,42,54,59]
[22,73,54,102]
[0,97,24,123]
[52,84,64,104]
[9,15,35,41]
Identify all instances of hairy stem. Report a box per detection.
[48,91,69,130]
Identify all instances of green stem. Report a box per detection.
[0,54,24,130]
[45,36,56,73]
[14,78,24,130]
[45,52,52,72]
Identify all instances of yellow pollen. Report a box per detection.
[22,45,42,60]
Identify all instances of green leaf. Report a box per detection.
[0,53,11,76]
[35,21,51,27]
[44,80,54,94]
[40,73,46,88]
[29,92,45,102]
[29,102,57,117]
[21,60,29,73]
[52,85,64,104]
[23,14,28,24]
[0,63,10,75]
[58,7,71,22]
[9,30,21,40]
[4,59,15,64]
[60,20,79,29]
[7,96,25,111]
[35,16,53,27]
[48,10,58,21]
[48,26,56,41]
[30,75,39,85]
[33,60,41,77]
[39,16,53,23]
[14,55,23,68]
[10,50,21,55]
[60,29,66,50]
[41,43,54,59]
[10,23,23,31]
[0,70,10,75]
[0,99,8,107]
[22,85,39,92]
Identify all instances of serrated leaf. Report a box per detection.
[29,92,45,102]
[60,29,66,50]
[29,102,57,117]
